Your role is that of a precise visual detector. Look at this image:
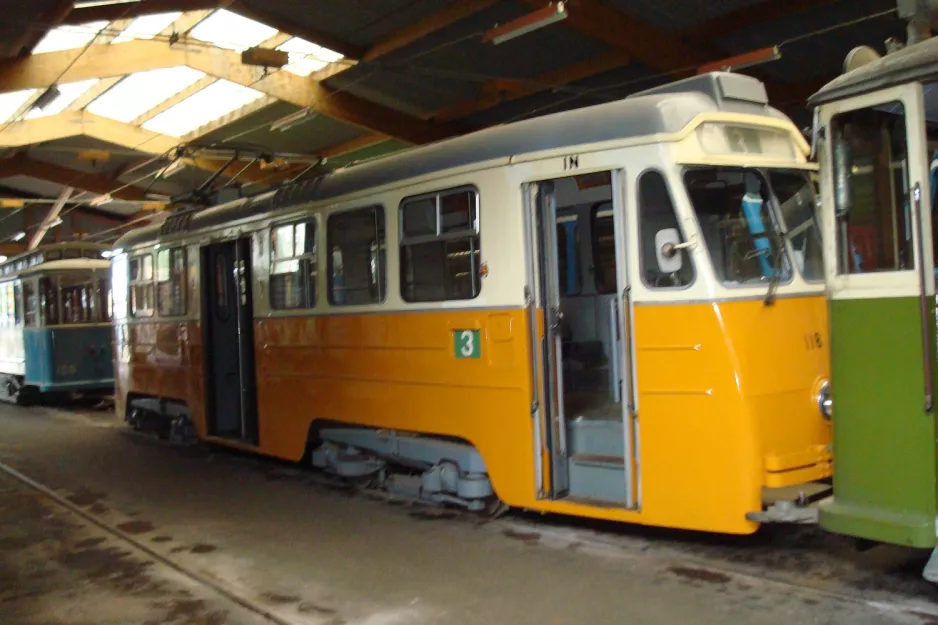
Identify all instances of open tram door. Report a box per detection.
[815,82,938,552]
[202,237,260,445]
[523,169,639,508]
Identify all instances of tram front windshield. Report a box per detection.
[684,167,823,287]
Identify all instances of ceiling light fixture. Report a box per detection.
[10,232,25,242]
[73,0,142,8]
[49,218,64,228]
[31,85,61,112]
[482,1,568,45]
[89,193,113,207]
[270,108,316,132]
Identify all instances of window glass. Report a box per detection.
[685,167,791,286]
[60,276,96,324]
[0,284,8,328]
[111,255,128,320]
[270,220,317,310]
[328,206,386,305]
[400,189,480,302]
[13,282,22,324]
[639,171,694,288]
[402,198,436,238]
[591,204,616,294]
[130,254,154,317]
[830,105,911,273]
[768,171,823,281]
[39,277,58,325]
[98,278,112,321]
[23,280,36,327]
[157,247,187,316]
[556,218,581,296]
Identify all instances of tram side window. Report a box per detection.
[328,206,386,306]
[640,171,694,288]
[591,204,616,294]
[557,218,581,296]
[13,282,21,325]
[39,277,58,325]
[270,220,316,310]
[830,105,911,273]
[23,280,36,327]
[157,248,187,316]
[400,188,481,302]
[130,254,154,317]
[60,277,96,324]
[0,282,10,328]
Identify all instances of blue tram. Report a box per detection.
[0,243,114,403]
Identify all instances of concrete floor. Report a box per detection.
[0,404,935,625]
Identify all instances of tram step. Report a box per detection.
[567,416,624,458]
[567,453,626,503]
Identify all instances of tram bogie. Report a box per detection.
[0,243,113,404]
[112,71,832,534]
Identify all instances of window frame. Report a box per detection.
[269,217,318,311]
[398,185,481,303]
[636,168,697,291]
[157,246,188,317]
[589,201,617,295]
[129,252,155,318]
[682,165,792,291]
[327,205,387,307]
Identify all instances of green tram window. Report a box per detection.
[830,104,912,274]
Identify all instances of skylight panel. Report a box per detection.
[32,21,110,54]
[24,79,99,119]
[112,12,181,44]
[0,90,38,123]
[277,37,343,76]
[86,67,205,123]
[190,9,277,51]
[142,80,265,137]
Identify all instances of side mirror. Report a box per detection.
[655,228,690,274]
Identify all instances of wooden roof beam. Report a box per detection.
[2,154,147,202]
[363,0,498,62]
[433,50,631,122]
[680,0,845,45]
[0,40,464,144]
[14,0,74,57]
[229,3,365,60]
[63,0,224,25]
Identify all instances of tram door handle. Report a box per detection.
[549,307,564,334]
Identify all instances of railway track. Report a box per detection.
[5,406,938,624]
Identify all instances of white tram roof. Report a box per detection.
[0,242,112,279]
[809,36,938,108]
[118,72,787,250]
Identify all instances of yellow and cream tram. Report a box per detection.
[111,72,830,534]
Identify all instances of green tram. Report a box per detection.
[808,2,938,580]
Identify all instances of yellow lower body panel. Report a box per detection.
[115,294,831,536]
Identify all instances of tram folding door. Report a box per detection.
[818,83,938,548]
[202,238,260,445]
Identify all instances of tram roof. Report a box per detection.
[808,36,938,107]
[117,72,786,251]
[0,242,112,278]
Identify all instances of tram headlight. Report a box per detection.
[817,380,832,420]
